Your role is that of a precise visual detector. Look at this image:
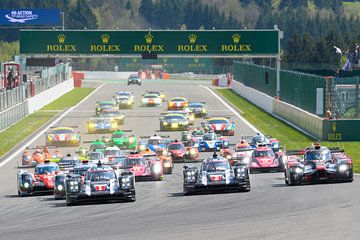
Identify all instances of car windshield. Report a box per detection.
[59,159,78,164]
[112,133,124,138]
[70,166,92,176]
[255,150,275,157]
[99,103,114,108]
[148,139,164,145]
[164,115,185,120]
[88,152,104,160]
[36,165,59,174]
[52,129,74,134]
[189,103,203,108]
[204,134,216,141]
[208,119,227,124]
[104,149,120,156]
[91,118,110,123]
[206,161,229,172]
[125,157,147,166]
[171,98,185,102]
[116,93,130,97]
[305,151,331,161]
[144,95,158,99]
[168,143,185,150]
[116,96,129,100]
[90,171,116,181]
[148,91,160,95]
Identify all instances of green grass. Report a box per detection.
[0,88,94,157]
[216,89,360,173]
[343,2,360,18]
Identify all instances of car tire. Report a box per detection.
[125,191,136,202]
[183,185,193,195]
[66,197,77,206]
[242,181,251,192]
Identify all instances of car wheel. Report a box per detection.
[284,171,289,185]
[242,181,251,192]
[183,185,193,195]
[66,197,77,206]
[125,191,136,202]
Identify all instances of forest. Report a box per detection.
[0,0,359,70]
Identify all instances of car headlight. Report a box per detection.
[139,145,146,151]
[190,149,196,155]
[226,154,232,160]
[163,122,168,126]
[23,182,30,188]
[154,164,162,174]
[186,171,195,176]
[122,176,131,183]
[202,109,206,113]
[88,123,95,128]
[295,168,303,174]
[111,122,117,128]
[127,101,132,105]
[162,150,168,156]
[57,184,64,191]
[71,135,77,141]
[189,115,195,121]
[47,135,52,142]
[339,165,347,172]
[128,137,135,144]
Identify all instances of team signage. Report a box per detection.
[0,9,60,25]
[20,30,279,56]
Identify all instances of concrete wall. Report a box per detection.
[27,78,74,114]
[83,71,136,80]
[232,80,274,113]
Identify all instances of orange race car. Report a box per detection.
[21,146,51,167]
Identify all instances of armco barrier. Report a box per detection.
[27,78,74,114]
[272,99,323,140]
[0,101,28,131]
[232,80,274,113]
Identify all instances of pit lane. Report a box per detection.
[0,80,359,240]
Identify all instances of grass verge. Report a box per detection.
[0,88,94,157]
[216,89,360,173]
[343,1,360,18]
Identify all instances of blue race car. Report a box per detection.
[87,117,118,133]
[198,132,229,152]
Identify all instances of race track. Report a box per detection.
[0,80,359,240]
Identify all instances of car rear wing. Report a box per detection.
[49,126,79,129]
[25,145,56,150]
[203,115,233,119]
[140,135,169,139]
[329,148,345,153]
[285,150,305,156]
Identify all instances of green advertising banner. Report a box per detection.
[20,30,279,57]
[323,120,360,141]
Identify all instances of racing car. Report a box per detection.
[95,101,117,115]
[165,109,195,125]
[113,91,135,109]
[86,150,106,163]
[65,162,136,205]
[54,161,96,199]
[87,117,118,133]
[141,93,162,107]
[159,113,190,131]
[111,130,137,149]
[99,109,125,125]
[103,146,123,162]
[167,97,189,110]
[21,146,52,167]
[181,128,206,147]
[188,102,208,118]
[128,74,141,85]
[221,140,253,166]
[146,90,166,102]
[197,132,229,152]
[45,127,81,147]
[182,152,251,195]
[122,153,163,181]
[141,134,168,152]
[249,144,279,173]
[167,140,199,162]
[284,144,353,185]
[17,161,59,196]
[202,117,235,136]
[57,154,80,170]
[85,140,108,154]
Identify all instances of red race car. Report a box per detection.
[17,161,60,196]
[221,140,253,166]
[249,144,280,173]
[167,140,199,162]
[122,153,163,181]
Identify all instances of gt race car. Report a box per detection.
[183,153,251,195]
[284,144,353,185]
[128,74,141,85]
[111,130,137,149]
[17,161,59,196]
[113,91,135,109]
[141,93,162,107]
[95,101,117,115]
[165,109,195,125]
[87,117,118,133]
[46,127,81,147]
[99,109,125,125]
[167,97,189,110]
[188,102,208,118]
[65,163,136,205]
[159,114,190,131]
[146,90,166,102]
[202,118,235,136]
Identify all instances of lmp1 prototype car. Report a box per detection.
[250,145,279,173]
[159,113,190,131]
[182,153,251,195]
[113,91,135,109]
[65,163,136,205]
[187,102,208,118]
[128,74,141,85]
[87,117,118,133]
[122,153,163,181]
[99,109,125,125]
[95,101,117,115]
[284,144,353,185]
[202,117,235,136]
[46,127,81,147]
[197,132,229,152]
[141,93,162,107]
[167,97,189,110]
[17,161,60,196]
[111,130,137,149]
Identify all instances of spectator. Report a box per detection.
[7,69,14,90]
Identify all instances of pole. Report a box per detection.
[60,12,64,30]
[274,25,282,99]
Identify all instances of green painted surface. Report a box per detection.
[20,30,279,56]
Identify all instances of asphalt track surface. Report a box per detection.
[1,80,360,240]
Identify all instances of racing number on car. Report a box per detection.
[95,185,106,191]
[211,175,222,181]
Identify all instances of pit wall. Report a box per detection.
[83,71,136,80]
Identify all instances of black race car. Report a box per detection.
[182,153,251,195]
[128,74,141,85]
[65,163,136,205]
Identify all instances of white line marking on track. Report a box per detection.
[200,85,261,134]
[0,84,105,168]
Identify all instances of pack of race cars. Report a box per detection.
[16,89,354,206]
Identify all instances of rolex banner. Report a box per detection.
[20,30,279,57]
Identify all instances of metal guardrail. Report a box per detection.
[0,101,28,131]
